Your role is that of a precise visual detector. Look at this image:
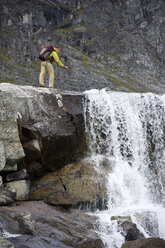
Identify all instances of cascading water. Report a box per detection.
[84,89,165,248]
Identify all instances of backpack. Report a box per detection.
[39,45,54,61]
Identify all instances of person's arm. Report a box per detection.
[50,51,69,70]
[51,51,65,67]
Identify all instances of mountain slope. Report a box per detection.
[0,0,165,92]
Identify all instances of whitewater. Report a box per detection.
[85,89,165,248]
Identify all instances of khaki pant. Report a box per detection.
[39,61,54,88]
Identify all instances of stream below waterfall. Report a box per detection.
[84,89,165,248]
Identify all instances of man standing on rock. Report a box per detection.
[39,46,69,88]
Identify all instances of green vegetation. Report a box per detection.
[54,23,86,37]
[28,60,40,73]
[74,2,95,15]
[70,48,150,93]
[0,78,15,83]
[0,53,39,85]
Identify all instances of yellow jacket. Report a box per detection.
[49,47,64,67]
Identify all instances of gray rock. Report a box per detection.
[0,92,25,169]
[0,177,2,187]
[26,161,43,179]
[5,169,29,182]
[0,84,86,172]
[121,237,165,248]
[0,201,104,248]
[0,188,15,206]
[4,180,31,201]
[111,215,144,241]
[9,235,72,248]
[0,142,6,172]
[120,221,144,241]
[4,142,24,166]
[0,233,15,248]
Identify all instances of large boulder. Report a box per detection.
[0,201,104,248]
[30,162,108,210]
[0,83,86,173]
[121,238,165,248]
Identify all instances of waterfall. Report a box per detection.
[85,89,165,248]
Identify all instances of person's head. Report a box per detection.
[55,47,61,53]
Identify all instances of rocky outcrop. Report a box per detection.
[0,83,108,209]
[121,238,165,248]
[0,83,98,208]
[0,83,106,247]
[0,83,86,172]
[0,201,104,248]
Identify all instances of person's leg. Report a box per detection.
[39,62,46,87]
[46,62,54,88]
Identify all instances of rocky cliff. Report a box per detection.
[0,0,165,92]
[0,83,107,247]
[0,83,107,209]
[0,83,86,204]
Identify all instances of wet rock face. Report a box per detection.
[0,201,104,248]
[1,0,165,93]
[121,221,144,241]
[111,211,159,243]
[121,237,165,248]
